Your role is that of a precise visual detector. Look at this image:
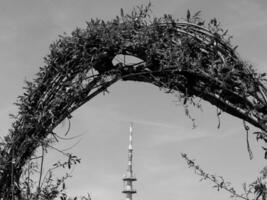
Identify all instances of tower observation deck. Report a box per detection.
[122,123,137,200]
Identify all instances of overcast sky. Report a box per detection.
[0,0,267,200]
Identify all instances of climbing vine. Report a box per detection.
[0,3,267,199]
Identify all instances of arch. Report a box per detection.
[0,6,267,198]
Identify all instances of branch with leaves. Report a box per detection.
[181,153,267,200]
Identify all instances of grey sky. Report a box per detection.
[0,0,267,200]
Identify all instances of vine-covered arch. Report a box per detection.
[1,5,267,199]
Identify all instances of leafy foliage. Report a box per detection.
[0,3,266,199]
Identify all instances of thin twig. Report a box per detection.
[37,145,45,197]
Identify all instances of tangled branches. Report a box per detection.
[0,4,267,199]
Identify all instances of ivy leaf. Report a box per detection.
[120,8,124,18]
[233,45,238,51]
[187,10,190,22]
[193,10,201,18]
[211,18,217,26]
[260,73,266,78]
[197,21,205,26]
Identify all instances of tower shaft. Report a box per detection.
[122,123,137,200]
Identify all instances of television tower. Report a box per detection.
[122,123,137,200]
